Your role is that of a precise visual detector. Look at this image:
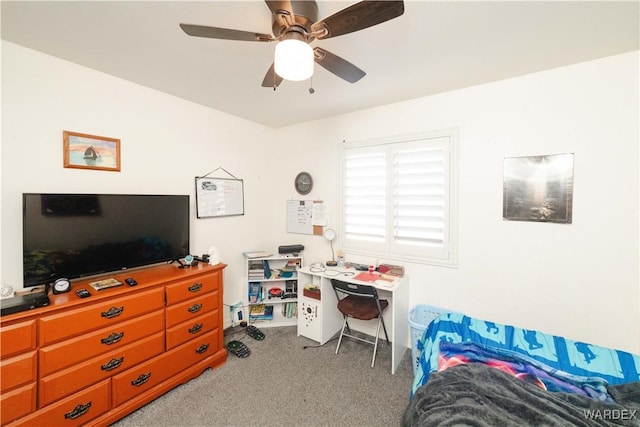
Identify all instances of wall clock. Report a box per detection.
[295,172,313,195]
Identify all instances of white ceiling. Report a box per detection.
[2,1,638,128]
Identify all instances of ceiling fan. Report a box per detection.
[180,1,404,88]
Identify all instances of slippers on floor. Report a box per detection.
[226,340,250,358]
[246,325,265,341]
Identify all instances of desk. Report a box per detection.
[297,265,409,374]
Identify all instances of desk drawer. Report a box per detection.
[165,292,218,328]
[165,271,221,305]
[39,287,164,345]
[39,331,164,406]
[12,379,110,427]
[0,320,36,358]
[39,310,165,376]
[0,350,36,392]
[165,310,217,350]
[0,382,36,425]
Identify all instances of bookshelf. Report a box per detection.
[244,255,302,328]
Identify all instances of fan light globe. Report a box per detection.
[274,39,314,81]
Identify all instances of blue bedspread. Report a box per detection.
[411,313,640,397]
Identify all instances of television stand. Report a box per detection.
[0,262,226,426]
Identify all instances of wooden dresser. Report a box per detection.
[0,263,227,426]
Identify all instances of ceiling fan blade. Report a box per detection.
[314,47,365,83]
[261,63,284,88]
[265,1,294,18]
[180,23,274,42]
[265,1,296,27]
[312,1,404,40]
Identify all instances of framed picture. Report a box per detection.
[503,153,574,223]
[63,130,121,171]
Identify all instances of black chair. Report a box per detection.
[330,279,390,368]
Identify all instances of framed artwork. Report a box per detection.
[63,130,121,171]
[503,153,574,223]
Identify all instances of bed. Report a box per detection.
[402,313,640,426]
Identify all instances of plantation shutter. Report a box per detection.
[343,148,387,246]
[392,138,449,257]
[340,132,455,265]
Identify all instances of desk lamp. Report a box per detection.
[324,228,338,266]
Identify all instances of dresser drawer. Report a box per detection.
[39,287,164,345]
[0,320,36,358]
[165,271,221,305]
[0,350,36,392]
[39,310,165,377]
[39,331,164,406]
[112,329,219,407]
[165,310,218,350]
[0,382,36,425]
[174,329,221,370]
[11,379,110,427]
[165,292,218,328]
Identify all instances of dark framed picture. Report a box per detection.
[503,153,574,223]
[63,130,121,171]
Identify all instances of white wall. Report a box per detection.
[273,51,640,353]
[2,41,638,353]
[1,41,278,312]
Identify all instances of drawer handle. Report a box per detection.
[188,283,203,292]
[101,357,124,371]
[188,303,202,313]
[101,306,124,319]
[195,343,210,354]
[131,372,152,387]
[101,332,125,345]
[188,323,203,334]
[64,401,92,420]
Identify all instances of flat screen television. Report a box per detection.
[22,193,190,287]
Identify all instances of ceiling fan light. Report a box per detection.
[274,39,314,81]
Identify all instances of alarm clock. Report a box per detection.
[52,277,71,294]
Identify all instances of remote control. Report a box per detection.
[125,278,137,286]
[76,288,91,298]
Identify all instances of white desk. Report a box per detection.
[297,265,409,374]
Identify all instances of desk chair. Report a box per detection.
[330,279,390,368]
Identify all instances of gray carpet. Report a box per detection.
[112,325,414,426]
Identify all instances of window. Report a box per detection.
[339,130,457,266]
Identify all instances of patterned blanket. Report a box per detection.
[412,313,640,398]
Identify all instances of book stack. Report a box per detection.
[248,261,264,281]
[249,304,273,321]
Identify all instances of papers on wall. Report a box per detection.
[286,200,325,235]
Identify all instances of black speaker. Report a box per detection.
[278,244,304,254]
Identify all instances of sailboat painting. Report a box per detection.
[63,131,121,171]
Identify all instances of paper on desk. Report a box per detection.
[354,272,396,286]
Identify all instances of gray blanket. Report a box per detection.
[402,363,640,427]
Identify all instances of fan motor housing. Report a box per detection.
[271,0,318,37]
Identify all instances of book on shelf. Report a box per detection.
[281,301,297,318]
[248,282,262,303]
[249,304,273,320]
